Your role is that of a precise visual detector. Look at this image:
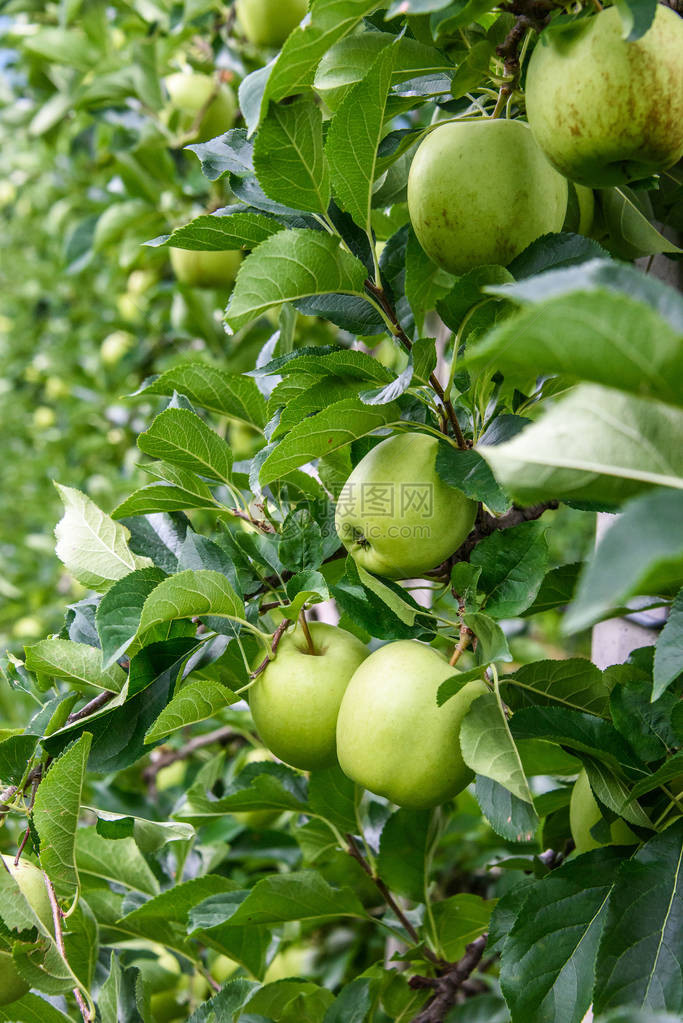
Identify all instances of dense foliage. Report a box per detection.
[1,1,682,1022]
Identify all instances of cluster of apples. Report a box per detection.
[408,6,683,273]
[248,433,486,809]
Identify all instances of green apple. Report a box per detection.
[249,622,368,770]
[209,953,238,984]
[525,6,683,188]
[407,119,567,273]
[336,640,488,808]
[0,949,29,1006]
[263,943,315,982]
[569,769,638,854]
[235,0,308,48]
[335,432,477,580]
[165,72,236,143]
[170,247,241,290]
[32,406,56,430]
[100,330,135,366]
[1,856,53,931]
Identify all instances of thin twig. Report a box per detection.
[346,834,441,965]
[249,619,290,680]
[143,725,242,784]
[43,872,92,1022]
[364,279,467,449]
[67,690,116,724]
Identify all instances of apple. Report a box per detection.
[165,72,236,144]
[32,406,56,430]
[263,942,315,982]
[170,247,241,290]
[1,855,53,932]
[248,622,368,770]
[335,432,477,580]
[569,769,638,854]
[101,330,135,366]
[407,119,567,274]
[336,640,488,808]
[0,949,29,1006]
[525,6,683,188]
[209,953,238,984]
[235,0,308,48]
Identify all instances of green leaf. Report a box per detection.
[54,484,153,592]
[582,756,651,828]
[137,569,245,639]
[24,639,125,693]
[96,566,166,669]
[149,208,283,251]
[521,562,581,616]
[180,761,308,818]
[186,128,254,180]
[112,479,218,518]
[460,692,535,804]
[464,290,683,409]
[323,978,375,1023]
[462,613,512,664]
[653,588,683,699]
[0,994,74,1023]
[33,733,92,899]
[435,444,509,515]
[499,849,623,1023]
[378,808,431,903]
[135,363,267,427]
[503,659,612,717]
[76,827,159,896]
[565,490,683,633]
[601,186,682,260]
[613,0,658,39]
[225,229,368,332]
[479,385,683,506]
[470,522,548,617]
[432,894,493,961]
[307,765,357,835]
[475,775,539,843]
[405,230,455,333]
[137,408,233,486]
[260,398,399,484]
[594,821,683,1016]
[326,39,396,232]
[89,809,194,855]
[144,679,238,742]
[254,98,330,214]
[194,870,367,927]
[0,735,39,786]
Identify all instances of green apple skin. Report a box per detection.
[563,182,595,236]
[335,433,477,580]
[1,856,53,932]
[235,0,308,48]
[407,119,567,274]
[249,622,368,771]
[165,72,236,143]
[525,6,683,188]
[569,769,638,853]
[170,247,241,290]
[0,950,29,1006]
[336,641,489,809]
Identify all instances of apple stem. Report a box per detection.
[449,625,474,667]
[299,610,317,655]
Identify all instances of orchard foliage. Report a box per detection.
[1,1,682,1022]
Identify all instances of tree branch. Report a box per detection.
[142,725,243,785]
[67,690,116,724]
[409,935,488,1022]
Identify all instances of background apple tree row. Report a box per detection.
[0,1,682,1023]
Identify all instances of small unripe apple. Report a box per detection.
[100,330,135,366]
[170,247,242,290]
[209,953,238,984]
[335,432,477,579]
[32,406,56,430]
[44,376,69,401]
[263,943,315,982]
[235,0,308,48]
[336,641,488,808]
[569,769,638,854]
[0,949,29,1006]
[407,119,567,273]
[1,855,53,932]
[248,622,368,770]
[525,6,683,187]
[563,182,595,236]
[165,72,236,143]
